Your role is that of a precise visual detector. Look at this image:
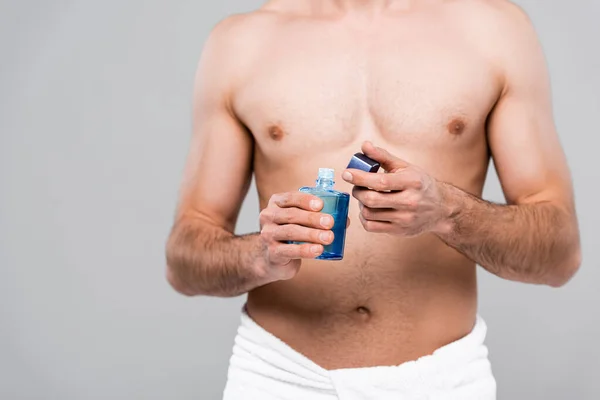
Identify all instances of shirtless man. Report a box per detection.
[165,0,581,398]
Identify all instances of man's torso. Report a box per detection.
[226,0,506,369]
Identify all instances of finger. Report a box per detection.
[393,190,421,211]
[356,190,421,211]
[358,212,392,233]
[271,208,334,229]
[343,168,417,191]
[361,141,410,172]
[270,192,324,211]
[360,205,398,223]
[346,217,351,228]
[273,243,324,260]
[352,187,399,208]
[272,224,334,245]
[344,168,424,192]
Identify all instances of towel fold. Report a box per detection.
[222,306,496,399]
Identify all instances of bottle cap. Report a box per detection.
[347,153,380,173]
[318,168,335,180]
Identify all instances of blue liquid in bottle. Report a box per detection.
[298,168,350,260]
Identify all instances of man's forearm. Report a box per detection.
[436,183,581,287]
[166,218,266,297]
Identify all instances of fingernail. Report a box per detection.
[311,245,322,254]
[310,199,322,210]
[342,171,353,182]
[320,216,332,227]
[319,231,331,242]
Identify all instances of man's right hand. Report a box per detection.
[257,192,335,283]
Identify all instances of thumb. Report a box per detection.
[361,141,409,172]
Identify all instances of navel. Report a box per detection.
[267,125,285,141]
[356,306,370,315]
[354,306,372,322]
[447,118,466,136]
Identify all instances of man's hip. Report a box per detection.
[222,305,496,399]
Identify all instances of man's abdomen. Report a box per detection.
[247,229,478,370]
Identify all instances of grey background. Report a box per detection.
[0,0,598,399]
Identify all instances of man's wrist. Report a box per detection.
[432,181,462,237]
[247,234,280,287]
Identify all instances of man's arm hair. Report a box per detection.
[166,221,265,297]
[437,185,580,287]
[435,3,581,287]
[165,15,268,297]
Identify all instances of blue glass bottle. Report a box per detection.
[299,168,350,260]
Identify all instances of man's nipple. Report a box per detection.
[447,118,466,136]
[268,125,286,141]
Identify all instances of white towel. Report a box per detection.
[222,306,496,399]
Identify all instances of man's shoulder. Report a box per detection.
[205,9,288,50]
[446,0,539,63]
[448,0,534,31]
[196,9,288,81]
[451,0,524,15]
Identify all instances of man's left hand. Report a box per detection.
[342,141,453,237]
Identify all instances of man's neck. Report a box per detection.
[317,0,430,13]
[264,0,438,17]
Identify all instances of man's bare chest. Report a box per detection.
[232,20,501,159]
